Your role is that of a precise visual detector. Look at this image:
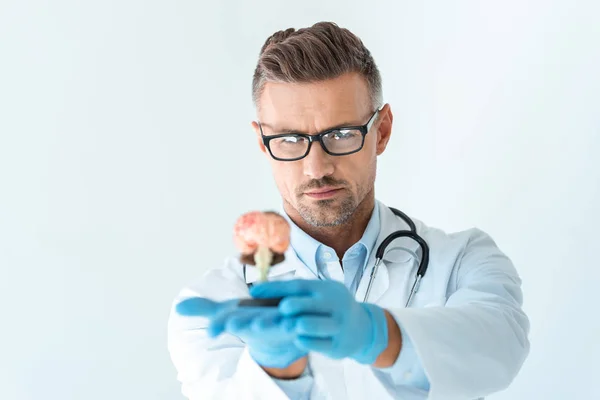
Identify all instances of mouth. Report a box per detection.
[304,187,344,200]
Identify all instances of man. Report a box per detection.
[168,22,530,400]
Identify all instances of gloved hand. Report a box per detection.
[176,297,307,369]
[250,279,389,365]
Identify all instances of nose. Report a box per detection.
[302,141,335,180]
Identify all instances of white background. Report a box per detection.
[1,1,598,399]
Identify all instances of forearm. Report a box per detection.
[261,356,308,379]
[261,356,313,400]
[372,309,402,368]
[387,303,529,398]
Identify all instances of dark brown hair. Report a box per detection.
[252,22,383,110]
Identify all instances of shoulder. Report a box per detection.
[377,201,508,266]
[413,218,520,287]
[412,216,504,256]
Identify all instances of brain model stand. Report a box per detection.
[233,211,291,307]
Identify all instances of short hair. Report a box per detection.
[252,21,383,110]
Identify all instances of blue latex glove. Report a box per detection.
[250,279,389,365]
[176,298,307,368]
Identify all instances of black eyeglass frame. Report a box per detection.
[258,108,381,162]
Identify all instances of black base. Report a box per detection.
[238,297,283,307]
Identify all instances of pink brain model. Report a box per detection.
[233,211,290,274]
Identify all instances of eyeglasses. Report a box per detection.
[258,109,380,162]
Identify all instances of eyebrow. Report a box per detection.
[262,120,363,135]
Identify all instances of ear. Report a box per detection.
[375,104,393,156]
[251,121,267,154]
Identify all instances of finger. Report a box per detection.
[280,317,296,334]
[250,279,325,299]
[279,296,333,316]
[209,308,261,337]
[250,309,283,332]
[226,309,264,332]
[175,298,237,318]
[294,336,335,355]
[294,316,340,337]
[251,314,301,342]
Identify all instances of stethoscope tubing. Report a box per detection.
[363,207,429,306]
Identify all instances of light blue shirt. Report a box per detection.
[273,202,430,399]
[289,200,381,293]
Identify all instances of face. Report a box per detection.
[252,72,393,227]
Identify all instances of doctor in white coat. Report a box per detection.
[167,21,530,400]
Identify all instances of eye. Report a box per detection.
[281,135,303,143]
[330,129,359,140]
[272,135,308,146]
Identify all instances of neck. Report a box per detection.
[285,194,375,259]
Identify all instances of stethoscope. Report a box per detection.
[242,206,429,308]
[364,207,429,307]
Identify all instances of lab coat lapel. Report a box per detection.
[355,200,421,304]
[281,245,320,280]
[355,257,390,304]
[292,260,319,280]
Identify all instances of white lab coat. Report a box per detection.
[167,201,530,400]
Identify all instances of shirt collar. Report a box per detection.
[358,200,380,265]
[281,210,322,278]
